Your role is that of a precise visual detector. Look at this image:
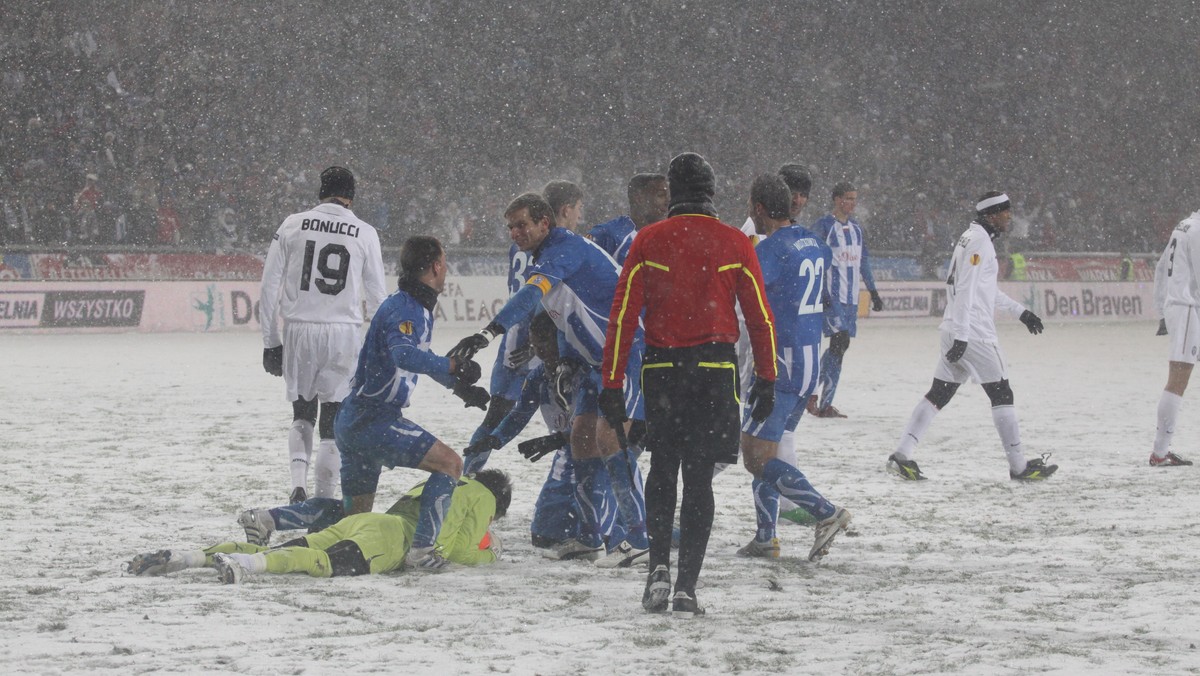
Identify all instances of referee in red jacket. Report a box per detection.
[600,152,778,616]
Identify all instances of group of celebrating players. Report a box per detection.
[134,150,1200,616]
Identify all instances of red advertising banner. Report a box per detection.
[1022,256,1152,282]
[2,252,265,281]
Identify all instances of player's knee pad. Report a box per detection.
[924,379,960,409]
[481,397,516,431]
[292,397,318,424]
[982,380,1014,407]
[325,540,370,577]
[317,401,339,440]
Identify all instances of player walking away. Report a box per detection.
[1149,211,1200,467]
[737,175,851,561]
[259,166,387,504]
[808,181,884,418]
[128,470,511,583]
[588,173,670,262]
[543,180,585,233]
[447,193,650,566]
[600,152,777,617]
[334,236,490,570]
[887,192,1056,481]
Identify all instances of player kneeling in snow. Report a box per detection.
[126,470,511,584]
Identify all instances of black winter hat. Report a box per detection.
[319,166,355,201]
[667,152,716,212]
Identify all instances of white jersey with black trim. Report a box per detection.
[939,221,1026,344]
[1155,211,1200,315]
[260,202,387,348]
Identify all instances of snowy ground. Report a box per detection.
[3,319,1200,675]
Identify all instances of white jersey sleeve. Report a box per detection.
[259,233,287,348]
[1157,211,1200,313]
[994,289,1026,319]
[360,226,387,320]
[945,228,985,342]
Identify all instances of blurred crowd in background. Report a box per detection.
[2,1,1195,255]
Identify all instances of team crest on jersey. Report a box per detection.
[398,320,414,335]
[970,253,981,265]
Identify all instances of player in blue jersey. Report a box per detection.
[465,312,628,552]
[737,175,852,562]
[449,192,649,566]
[334,236,490,570]
[465,180,590,475]
[809,181,884,418]
[587,173,669,263]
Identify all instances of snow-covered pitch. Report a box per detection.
[4,319,1198,674]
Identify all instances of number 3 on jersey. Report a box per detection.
[300,240,350,295]
[798,257,825,315]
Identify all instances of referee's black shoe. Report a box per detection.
[670,591,705,618]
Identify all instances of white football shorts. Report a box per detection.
[283,322,360,402]
[932,331,1009,384]
[1165,304,1200,363]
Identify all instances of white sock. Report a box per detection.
[180,550,206,569]
[230,552,268,574]
[895,398,938,460]
[313,438,341,499]
[289,419,315,490]
[777,430,801,512]
[1154,391,1185,457]
[991,405,1027,473]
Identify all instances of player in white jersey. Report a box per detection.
[259,166,388,503]
[1148,211,1200,466]
[887,192,1056,481]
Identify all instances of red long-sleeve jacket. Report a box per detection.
[601,213,777,388]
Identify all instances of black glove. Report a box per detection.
[507,342,535,369]
[627,420,648,448]
[747,378,776,422]
[451,358,482,386]
[448,322,503,363]
[945,339,968,363]
[870,290,884,312]
[453,382,490,410]
[828,331,850,356]
[464,434,501,457]
[598,387,628,429]
[1157,319,1168,336]
[1019,310,1044,335]
[263,346,283,376]
[518,431,568,462]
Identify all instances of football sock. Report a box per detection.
[229,552,268,574]
[271,497,342,532]
[313,438,341,499]
[288,419,315,490]
[895,398,938,460]
[751,478,779,541]
[572,458,608,548]
[1154,391,1184,456]
[413,472,456,549]
[264,548,333,578]
[602,449,649,549]
[818,349,844,409]
[776,430,801,513]
[762,458,836,521]
[643,452,680,571]
[990,405,1027,473]
[675,456,715,596]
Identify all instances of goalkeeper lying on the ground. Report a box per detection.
[126,470,512,584]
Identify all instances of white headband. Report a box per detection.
[976,194,1010,212]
